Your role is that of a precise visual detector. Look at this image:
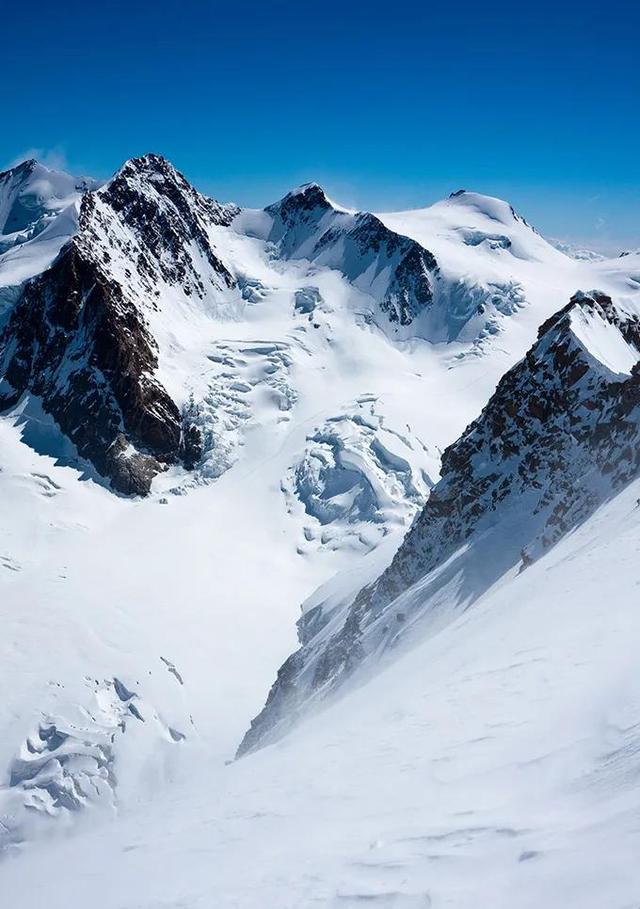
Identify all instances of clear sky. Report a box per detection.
[3,0,638,252]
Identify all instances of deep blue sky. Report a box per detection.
[3,0,638,251]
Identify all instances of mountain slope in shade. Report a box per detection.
[239,289,640,754]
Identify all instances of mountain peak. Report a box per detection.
[0,157,38,179]
[111,153,182,184]
[443,188,529,226]
[270,181,333,215]
[289,181,327,197]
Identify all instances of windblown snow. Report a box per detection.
[1,156,639,908]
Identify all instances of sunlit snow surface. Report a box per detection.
[1,174,640,905]
[4,480,640,908]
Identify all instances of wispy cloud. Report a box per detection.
[2,146,69,172]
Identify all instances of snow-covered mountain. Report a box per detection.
[0,159,595,496]
[550,238,605,262]
[236,182,438,327]
[1,153,640,907]
[0,158,96,254]
[0,160,96,323]
[0,155,239,494]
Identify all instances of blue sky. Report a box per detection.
[3,0,638,251]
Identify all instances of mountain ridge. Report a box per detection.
[238,288,640,754]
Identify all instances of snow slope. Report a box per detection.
[3,470,640,909]
[1,157,640,905]
[240,289,640,752]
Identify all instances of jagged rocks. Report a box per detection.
[0,243,182,495]
[81,154,238,298]
[0,154,244,495]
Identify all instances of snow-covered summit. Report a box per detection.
[0,158,97,253]
[445,188,532,227]
[379,187,566,266]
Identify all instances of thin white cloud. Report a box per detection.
[2,146,69,172]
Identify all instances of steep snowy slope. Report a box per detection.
[4,472,640,909]
[241,289,640,752]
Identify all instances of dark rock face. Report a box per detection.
[0,154,238,495]
[265,186,438,327]
[0,243,180,495]
[344,212,437,325]
[238,290,640,755]
[265,183,333,253]
[85,154,238,297]
[363,292,640,599]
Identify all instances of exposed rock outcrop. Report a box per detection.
[0,154,238,494]
[0,243,180,495]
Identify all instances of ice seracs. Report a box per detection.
[284,397,436,555]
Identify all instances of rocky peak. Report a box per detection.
[81,154,238,297]
[0,154,241,495]
[268,181,332,216]
[1,158,38,178]
[263,182,334,254]
[106,153,237,225]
